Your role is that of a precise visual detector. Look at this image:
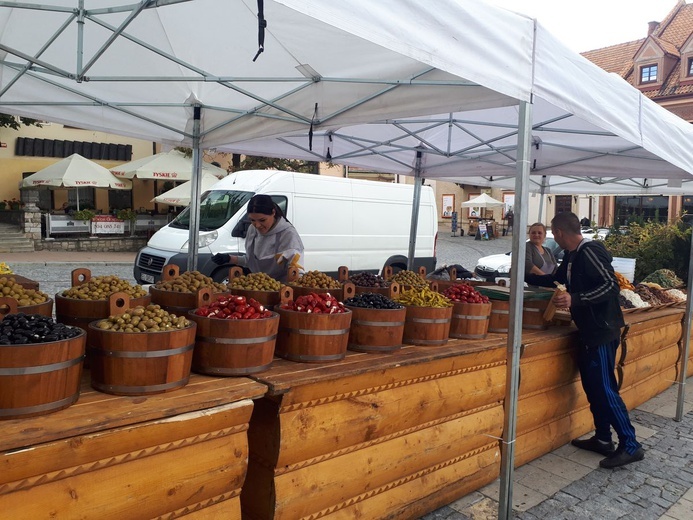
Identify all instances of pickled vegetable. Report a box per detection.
[395,287,452,308]
[61,275,147,300]
[348,272,388,288]
[194,295,273,319]
[389,270,428,289]
[95,304,190,332]
[229,272,281,291]
[154,271,227,293]
[0,276,50,305]
[290,270,341,289]
[0,313,81,344]
[344,293,402,309]
[281,292,347,313]
[442,284,490,304]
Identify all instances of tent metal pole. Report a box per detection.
[187,105,202,272]
[498,100,532,520]
[537,175,546,222]
[407,150,423,272]
[675,236,693,420]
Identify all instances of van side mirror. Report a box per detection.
[232,216,250,238]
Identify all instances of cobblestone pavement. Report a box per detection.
[421,395,693,520]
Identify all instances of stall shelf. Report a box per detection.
[242,307,684,519]
[1,373,267,519]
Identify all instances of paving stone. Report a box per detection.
[550,491,581,508]
[418,506,459,519]
[663,497,693,520]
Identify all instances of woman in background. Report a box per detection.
[525,222,557,278]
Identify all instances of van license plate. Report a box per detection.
[141,273,155,284]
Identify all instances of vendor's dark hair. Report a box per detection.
[551,212,580,234]
[248,194,284,219]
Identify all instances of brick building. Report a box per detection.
[583,0,693,225]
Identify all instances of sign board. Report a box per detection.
[451,211,458,235]
[91,215,125,234]
[478,222,489,240]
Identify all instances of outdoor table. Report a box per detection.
[242,306,684,519]
[1,372,267,519]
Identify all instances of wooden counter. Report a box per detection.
[242,308,685,520]
[1,372,267,519]
[1,307,684,519]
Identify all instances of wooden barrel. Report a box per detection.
[55,269,151,346]
[449,301,492,339]
[0,298,85,419]
[345,306,406,353]
[402,305,453,346]
[189,310,279,376]
[87,293,196,395]
[275,304,352,363]
[488,299,550,333]
[289,282,355,303]
[354,282,400,299]
[226,266,282,307]
[149,265,228,315]
[17,298,54,317]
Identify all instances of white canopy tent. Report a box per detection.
[1,1,692,517]
[461,193,505,208]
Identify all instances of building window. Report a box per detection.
[688,58,693,77]
[614,196,668,225]
[554,195,572,215]
[640,64,658,83]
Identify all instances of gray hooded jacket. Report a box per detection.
[236,216,304,282]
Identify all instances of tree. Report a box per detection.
[235,154,318,173]
[173,147,318,173]
[0,113,42,130]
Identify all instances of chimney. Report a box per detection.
[648,21,659,35]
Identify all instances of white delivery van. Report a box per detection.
[134,170,438,284]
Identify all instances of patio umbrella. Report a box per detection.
[151,172,224,206]
[21,153,132,210]
[460,193,506,208]
[110,150,227,181]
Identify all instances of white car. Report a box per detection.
[474,236,564,282]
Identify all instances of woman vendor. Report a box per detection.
[525,222,557,278]
[211,194,304,283]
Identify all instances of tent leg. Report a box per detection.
[406,149,424,272]
[676,235,693,420]
[187,105,202,272]
[537,175,546,222]
[498,100,533,520]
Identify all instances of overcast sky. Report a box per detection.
[487,0,679,52]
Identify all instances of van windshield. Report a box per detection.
[168,190,254,231]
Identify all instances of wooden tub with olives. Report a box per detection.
[88,292,196,396]
[227,266,283,307]
[55,269,151,343]
[287,267,355,301]
[149,264,231,315]
[0,275,53,316]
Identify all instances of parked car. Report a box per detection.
[582,227,610,240]
[474,236,564,282]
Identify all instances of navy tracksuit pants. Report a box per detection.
[577,338,642,454]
